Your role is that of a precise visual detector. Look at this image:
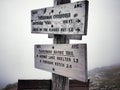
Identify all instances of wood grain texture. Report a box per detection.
[35,44,87,82]
[52,1,70,90]
[18,80,89,90]
[48,34,82,40]
[31,1,88,35]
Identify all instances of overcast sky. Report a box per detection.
[0,0,120,88]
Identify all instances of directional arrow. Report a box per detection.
[76,19,81,23]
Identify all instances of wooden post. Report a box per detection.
[52,0,70,90]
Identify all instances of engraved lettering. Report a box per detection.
[43,60,53,65]
[53,13,70,19]
[38,15,52,20]
[66,51,74,56]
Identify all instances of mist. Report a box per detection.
[0,0,120,88]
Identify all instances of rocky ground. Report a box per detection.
[89,64,120,90]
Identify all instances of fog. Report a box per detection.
[0,0,120,88]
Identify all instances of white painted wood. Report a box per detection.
[34,44,87,82]
[31,1,88,35]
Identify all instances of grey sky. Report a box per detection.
[0,0,120,88]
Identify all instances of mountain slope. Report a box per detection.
[1,83,17,90]
[89,64,120,89]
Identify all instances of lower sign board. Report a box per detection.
[31,1,88,35]
[34,44,87,82]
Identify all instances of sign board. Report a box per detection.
[31,1,88,35]
[34,44,87,82]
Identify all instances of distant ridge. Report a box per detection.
[1,83,17,90]
[89,63,120,89]
[89,63,120,76]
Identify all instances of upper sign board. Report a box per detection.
[31,1,88,35]
[34,44,87,82]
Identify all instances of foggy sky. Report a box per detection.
[0,0,120,88]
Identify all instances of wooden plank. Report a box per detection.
[52,0,70,90]
[17,80,89,90]
[48,34,82,40]
[18,80,51,90]
[31,1,89,35]
[34,44,87,82]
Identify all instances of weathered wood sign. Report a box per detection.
[31,1,88,35]
[34,44,87,82]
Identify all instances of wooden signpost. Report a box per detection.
[31,1,88,35]
[31,0,89,90]
[34,44,87,82]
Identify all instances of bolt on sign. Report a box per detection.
[34,44,87,82]
[31,1,88,35]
